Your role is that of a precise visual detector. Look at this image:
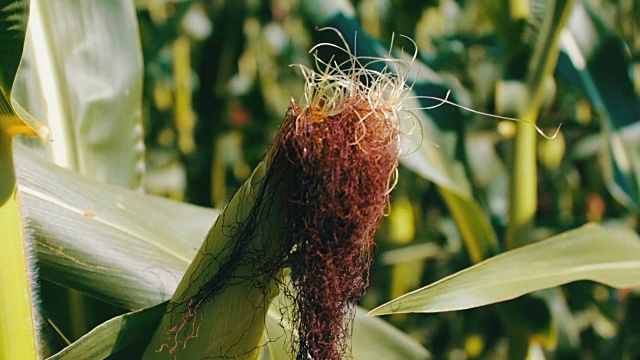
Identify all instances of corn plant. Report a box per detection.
[2,0,640,359]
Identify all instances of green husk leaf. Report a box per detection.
[142,160,286,359]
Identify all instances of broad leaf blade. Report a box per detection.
[15,144,214,309]
[369,223,640,316]
[19,0,145,187]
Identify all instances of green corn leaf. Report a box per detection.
[350,307,431,359]
[16,143,211,310]
[13,0,144,340]
[15,0,144,187]
[369,223,640,316]
[0,0,27,103]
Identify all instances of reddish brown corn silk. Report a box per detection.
[158,30,406,360]
[271,44,403,358]
[278,101,398,359]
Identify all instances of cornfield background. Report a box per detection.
[1,0,640,359]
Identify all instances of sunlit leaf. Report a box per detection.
[15,144,213,310]
[465,134,509,221]
[369,223,640,316]
[18,0,145,187]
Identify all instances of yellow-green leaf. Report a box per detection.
[1,133,39,360]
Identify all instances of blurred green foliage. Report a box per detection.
[135,0,640,358]
[4,0,639,358]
